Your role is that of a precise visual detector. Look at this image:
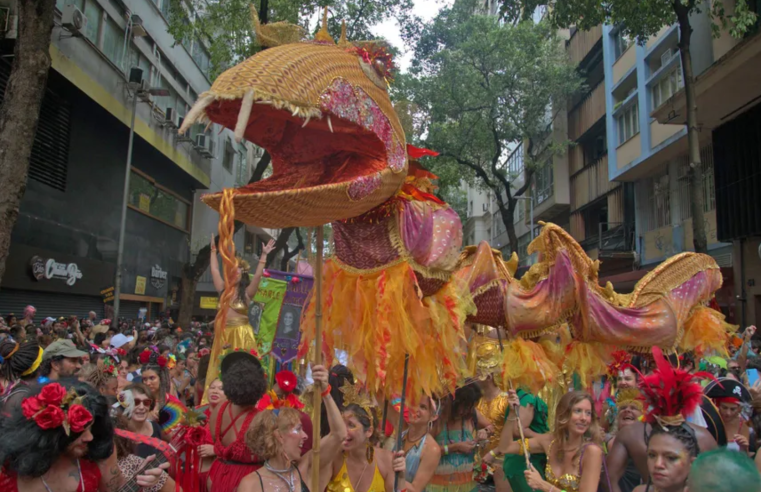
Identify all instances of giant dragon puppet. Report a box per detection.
[181,9,732,399]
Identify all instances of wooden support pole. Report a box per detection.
[311,226,324,489]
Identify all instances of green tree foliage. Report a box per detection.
[499,0,757,254]
[166,0,417,79]
[399,0,582,252]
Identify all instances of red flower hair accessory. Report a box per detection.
[198,348,211,358]
[637,347,714,428]
[607,350,632,378]
[157,355,168,368]
[139,349,152,365]
[275,370,298,394]
[101,356,118,378]
[22,383,93,435]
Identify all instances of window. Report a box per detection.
[614,30,633,59]
[652,66,684,109]
[0,62,71,192]
[102,18,124,67]
[83,0,101,45]
[534,162,554,205]
[236,148,249,186]
[508,146,524,176]
[616,103,639,145]
[128,171,190,231]
[638,171,671,233]
[192,40,212,77]
[222,143,235,173]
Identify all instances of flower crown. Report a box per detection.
[22,383,93,435]
[101,356,118,378]
[198,348,211,358]
[139,347,167,368]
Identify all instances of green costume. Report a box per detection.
[502,389,549,492]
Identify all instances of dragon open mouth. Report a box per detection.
[184,42,408,228]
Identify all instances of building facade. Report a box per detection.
[0,0,277,321]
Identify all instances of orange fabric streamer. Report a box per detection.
[214,189,239,341]
[681,306,737,357]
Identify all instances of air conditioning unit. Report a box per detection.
[62,4,87,37]
[660,49,673,67]
[164,108,180,128]
[137,79,152,102]
[176,120,194,142]
[195,134,213,158]
[130,14,147,37]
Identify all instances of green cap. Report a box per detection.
[43,339,87,360]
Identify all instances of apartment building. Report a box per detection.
[649,5,761,326]
[0,0,276,319]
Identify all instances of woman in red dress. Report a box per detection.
[207,349,267,491]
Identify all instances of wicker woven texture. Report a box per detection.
[204,43,404,146]
[629,252,720,308]
[188,41,409,228]
[200,166,401,228]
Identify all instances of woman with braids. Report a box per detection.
[86,356,119,397]
[0,340,44,411]
[485,390,605,492]
[203,236,275,400]
[207,348,268,491]
[325,379,407,492]
[138,347,181,423]
[238,364,349,492]
[0,380,168,491]
[631,347,713,492]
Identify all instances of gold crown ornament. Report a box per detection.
[339,379,375,421]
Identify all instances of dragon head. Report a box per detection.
[179,9,407,228]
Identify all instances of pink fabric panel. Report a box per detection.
[507,251,578,337]
[400,201,462,271]
[664,269,723,322]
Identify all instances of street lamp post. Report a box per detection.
[113,70,170,323]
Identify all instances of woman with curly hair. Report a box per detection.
[138,347,182,423]
[238,365,347,492]
[486,390,605,492]
[0,380,166,491]
[0,340,44,411]
[207,349,268,491]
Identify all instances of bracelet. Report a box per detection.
[321,384,332,397]
[444,444,449,455]
[506,416,519,422]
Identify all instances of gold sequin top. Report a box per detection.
[218,298,249,316]
[326,459,385,492]
[476,392,510,452]
[544,440,581,492]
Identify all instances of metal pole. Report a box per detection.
[311,226,324,490]
[529,195,534,239]
[394,354,411,491]
[113,91,139,323]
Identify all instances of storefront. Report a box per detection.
[0,244,115,320]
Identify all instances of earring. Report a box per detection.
[366,442,374,464]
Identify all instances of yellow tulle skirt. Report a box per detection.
[202,316,258,404]
[300,259,475,399]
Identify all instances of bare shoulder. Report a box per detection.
[375,447,393,474]
[582,443,603,460]
[422,434,442,458]
[238,472,262,492]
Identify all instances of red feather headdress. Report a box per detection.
[638,347,713,428]
[607,350,632,378]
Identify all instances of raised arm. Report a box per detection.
[246,239,276,299]
[209,236,225,294]
[308,365,349,492]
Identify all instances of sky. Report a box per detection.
[370,0,452,72]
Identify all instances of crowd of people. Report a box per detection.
[0,304,761,492]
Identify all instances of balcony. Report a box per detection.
[570,155,614,210]
[568,82,606,141]
[567,25,603,66]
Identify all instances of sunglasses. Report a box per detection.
[134,398,153,408]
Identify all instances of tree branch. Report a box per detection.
[280,227,305,270]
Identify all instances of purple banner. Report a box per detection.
[266,269,313,363]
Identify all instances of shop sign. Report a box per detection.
[135,276,147,295]
[150,265,167,289]
[200,297,218,309]
[101,286,115,304]
[30,256,83,286]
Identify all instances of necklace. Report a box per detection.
[41,459,82,492]
[265,461,296,492]
[405,428,427,444]
[347,457,370,492]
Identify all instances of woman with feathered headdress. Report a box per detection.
[631,347,714,492]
